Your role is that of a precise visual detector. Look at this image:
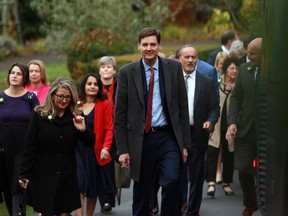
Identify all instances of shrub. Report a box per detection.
[66,28,134,83]
[162,25,189,41]
[204,9,234,35]
[0,36,17,59]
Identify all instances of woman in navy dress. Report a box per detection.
[76,73,114,216]
[0,63,39,215]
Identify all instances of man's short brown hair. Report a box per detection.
[138,27,161,44]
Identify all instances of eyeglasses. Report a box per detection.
[54,93,72,101]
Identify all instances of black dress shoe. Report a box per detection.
[181,202,188,214]
[150,200,159,215]
[223,184,234,196]
[101,203,112,213]
[241,205,258,216]
[151,206,159,215]
[207,184,215,197]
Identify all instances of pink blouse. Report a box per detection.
[25,84,50,104]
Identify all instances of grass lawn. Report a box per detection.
[0,200,35,216]
[0,63,71,91]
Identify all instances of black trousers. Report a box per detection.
[186,147,205,216]
[206,140,234,183]
[234,126,257,208]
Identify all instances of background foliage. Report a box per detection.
[29,0,185,82]
[0,0,264,81]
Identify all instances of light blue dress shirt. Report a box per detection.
[142,58,167,127]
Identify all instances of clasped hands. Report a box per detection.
[19,179,29,189]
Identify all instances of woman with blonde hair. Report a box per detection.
[25,59,50,104]
[214,52,229,78]
[19,77,94,216]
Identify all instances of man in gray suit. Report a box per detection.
[226,38,262,216]
[114,27,190,216]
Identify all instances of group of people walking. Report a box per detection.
[0,58,118,216]
[0,27,263,216]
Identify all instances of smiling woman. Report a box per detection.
[18,77,94,215]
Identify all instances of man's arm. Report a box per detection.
[206,78,220,128]
[114,68,129,155]
[226,65,244,140]
[227,67,243,126]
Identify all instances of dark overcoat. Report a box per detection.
[114,57,191,181]
[19,110,94,214]
[227,62,258,169]
[228,62,258,138]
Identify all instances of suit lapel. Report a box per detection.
[131,60,145,106]
[160,58,171,104]
[244,63,256,99]
[194,71,202,108]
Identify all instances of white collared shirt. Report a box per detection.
[221,45,230,55]
[183,70,196,125]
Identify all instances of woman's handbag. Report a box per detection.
[114,162,130,205]
[115,162,130,188]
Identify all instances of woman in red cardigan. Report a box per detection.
[75,73,115,216]
[98,56,118,212]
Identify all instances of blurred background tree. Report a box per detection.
[28,0,188,82]
[0,0,263,81]
[202,0,263,35]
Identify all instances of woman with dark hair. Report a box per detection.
[0,63,39,215]
[76,73,115,216]
[206,57,240,197]
[19,77,94,216]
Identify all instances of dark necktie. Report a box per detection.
[255,67,262,98]
[144,67,155,133]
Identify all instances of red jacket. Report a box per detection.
[94,100,114,166]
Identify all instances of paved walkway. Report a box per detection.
[0,54,66,71]
[67,170,263,216]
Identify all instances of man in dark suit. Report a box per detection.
[207,30,239,66]
[226,38,262,216]
[178,45,220,216]
[173,50,219,214]
[114,27,191,216]
[176,49,220,101]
